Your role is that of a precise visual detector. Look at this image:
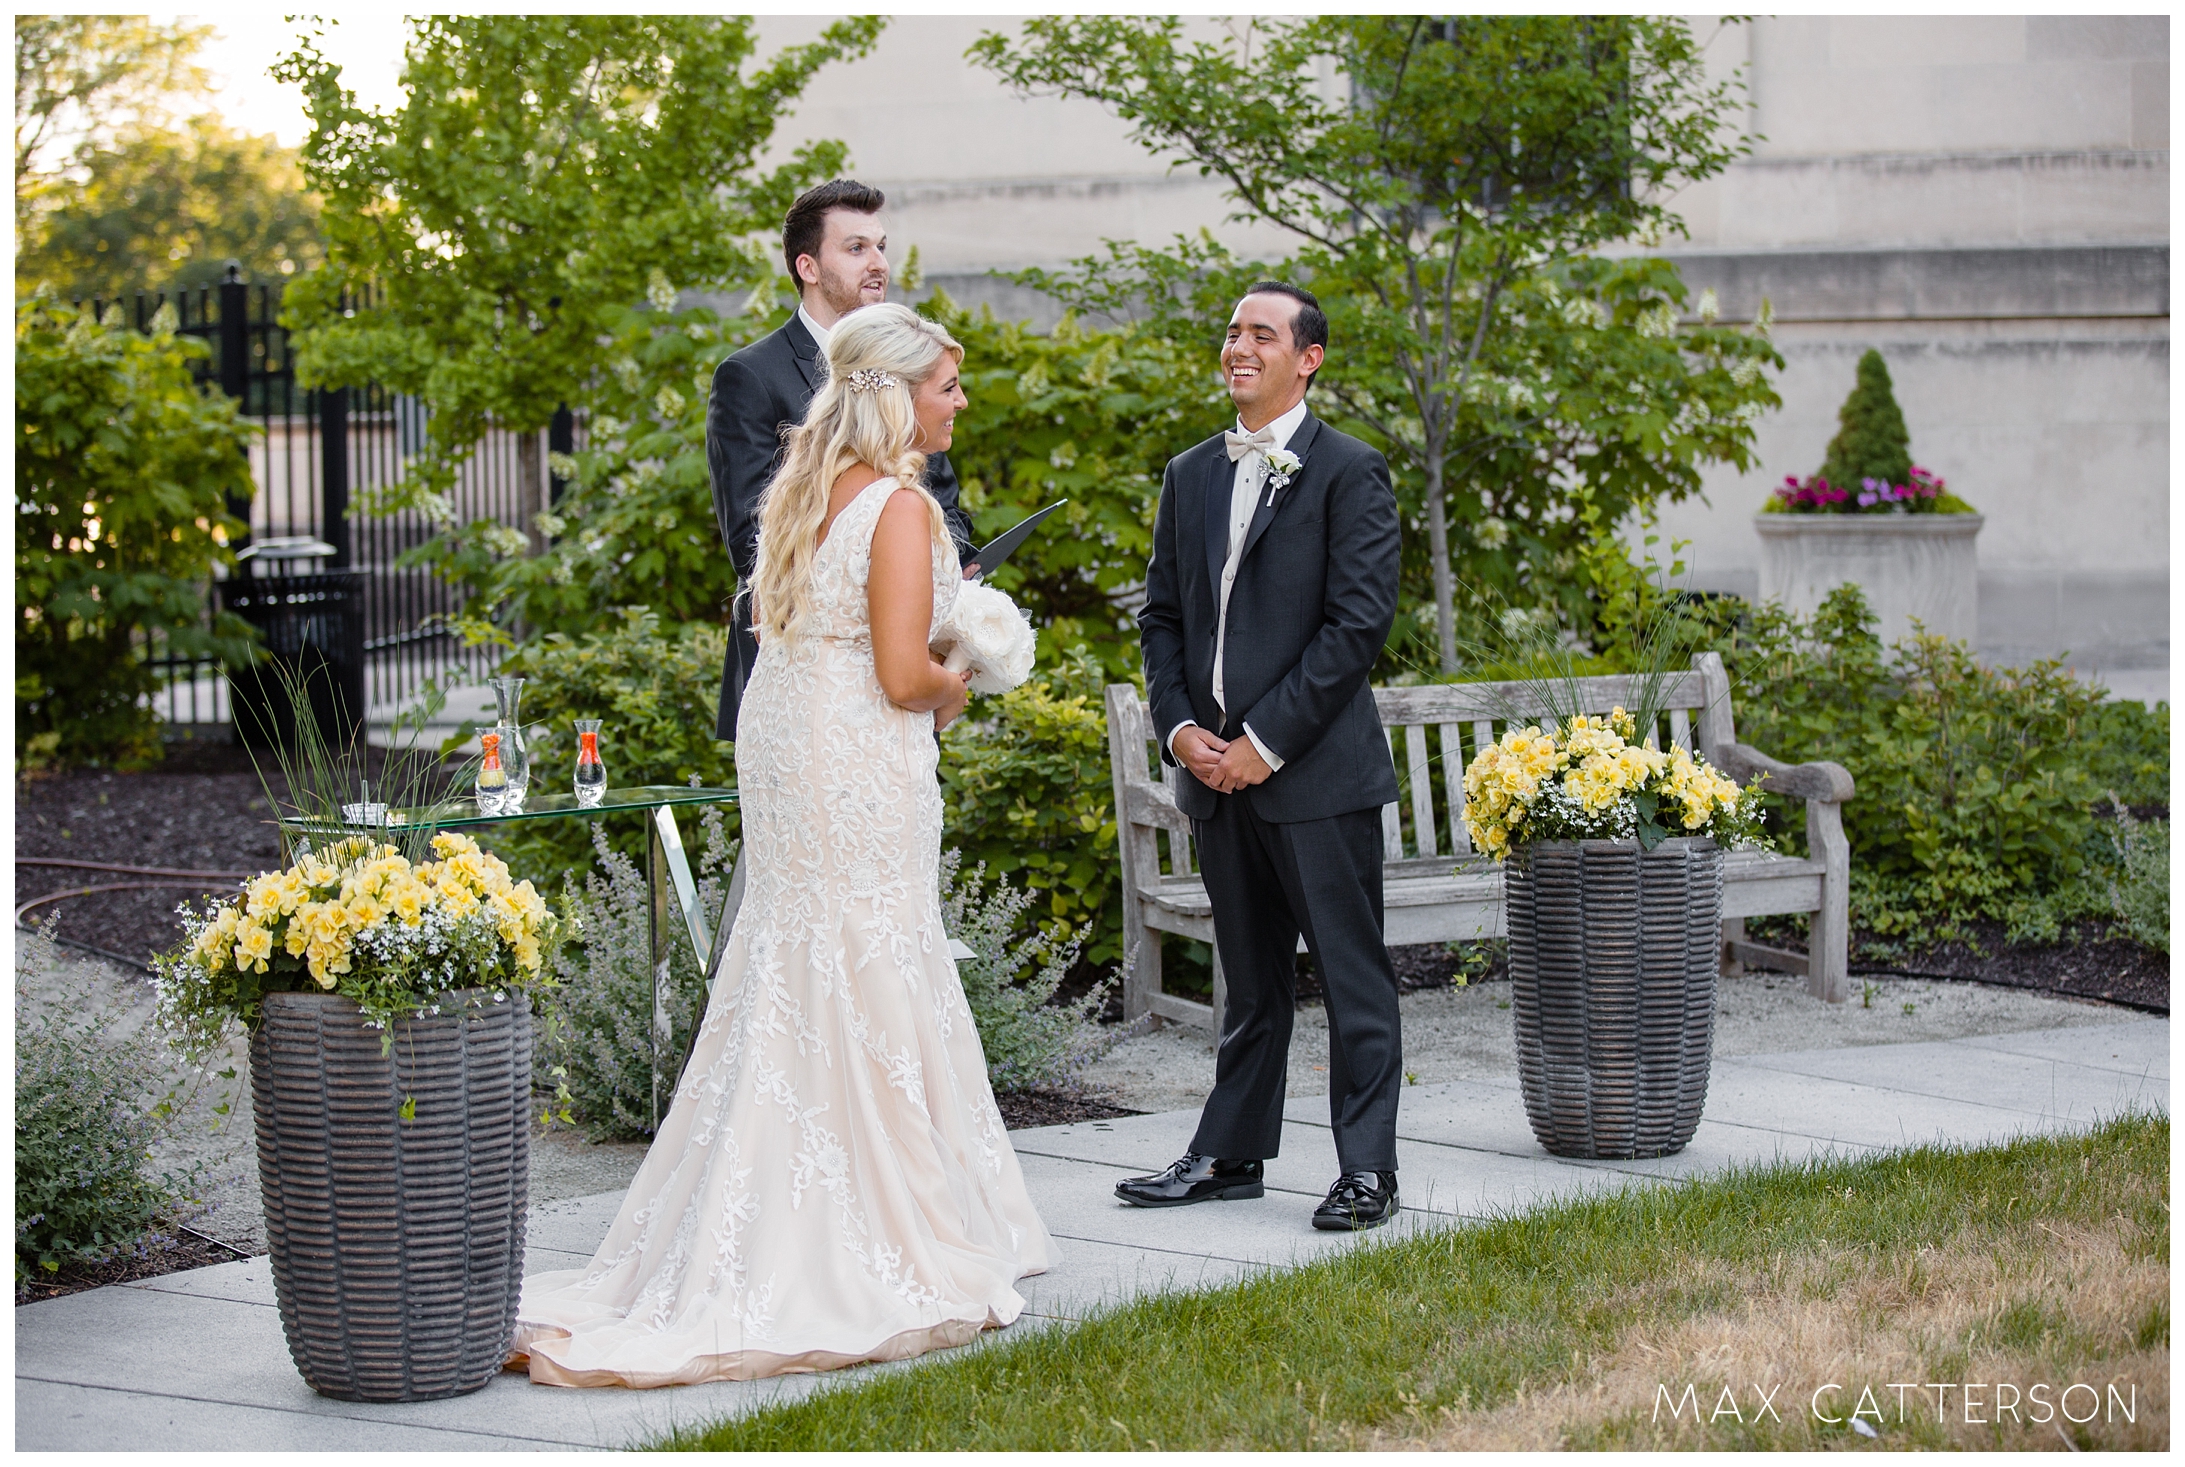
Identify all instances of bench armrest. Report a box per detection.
[1710,741,1856,803]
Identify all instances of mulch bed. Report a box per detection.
[993,1090,1142,1129]
[16,1229,255,1306]
[15,735,414,967]
[1852,920,2169,1013]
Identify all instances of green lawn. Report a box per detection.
[654,1113,2168,1451]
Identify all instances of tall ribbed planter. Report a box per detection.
[1505,839,1724,1159]
[251,990,531,1402]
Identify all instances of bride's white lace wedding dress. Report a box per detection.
[513,478,1054,1388]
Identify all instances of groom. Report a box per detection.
[1119,283,1405,1231]
[706,178,977,740]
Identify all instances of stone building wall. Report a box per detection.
[750,15,2169,682]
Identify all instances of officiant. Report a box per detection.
[706,178,979,740]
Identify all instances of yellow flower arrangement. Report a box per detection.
[1464,708,1760,860]
[154,830,558,1060]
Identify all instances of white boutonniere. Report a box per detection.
[1262,447,1303,507]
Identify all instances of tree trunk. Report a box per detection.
[1423,453,1458,672]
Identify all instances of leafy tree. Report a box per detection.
[274,14,885,519]
[974,16,1780,671]
[1816,348,1913,490]
[13,15,210,233]
[429,288,767,638]
[17,119,322,302]
[15,298,257,769]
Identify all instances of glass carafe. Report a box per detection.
[573,719,606,807]
[489,675,530,813]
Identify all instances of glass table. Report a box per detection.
[282,784,739,1129]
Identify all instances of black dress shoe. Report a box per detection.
[1312,1170,1399,1231]
[1115,1152,1266,1208]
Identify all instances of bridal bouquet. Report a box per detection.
[153,831,558,1060]
[931,579,1037,694]
[1462,709,1762,860]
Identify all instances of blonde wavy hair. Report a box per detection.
[749,303,962,642]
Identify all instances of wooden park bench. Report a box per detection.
[1103,651,1856,1032]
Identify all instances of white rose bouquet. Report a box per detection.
[930,579,1038,694]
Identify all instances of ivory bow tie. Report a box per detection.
[1224,426,1278,462]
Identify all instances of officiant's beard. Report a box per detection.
[806,259,889,324]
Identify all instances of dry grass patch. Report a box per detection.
[1389,1215,2167,1450]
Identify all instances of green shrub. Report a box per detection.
[940,646,1123,967]
[2080,697,2169,810]
[15,297,258,770]
[473,608,736,890]
[539,810,736,1139]
[15,921,202,1284]
[1721,585,2161,948]
[942,852,1115,1094]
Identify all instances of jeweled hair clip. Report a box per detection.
[844,368,899,394]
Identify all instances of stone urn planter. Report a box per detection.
[251,990,532,1402]
[1505,838,1724,1159]
[1755,512,1983,646]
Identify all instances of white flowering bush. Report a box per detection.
[152,832,559,1062]
[1463,708,1763,860]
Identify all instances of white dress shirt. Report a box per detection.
[1168,396,1310,774]
[797,303,834,354]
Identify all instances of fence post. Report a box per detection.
[217,262,253,544]
[548,404,574,506]
[320,386,351,566]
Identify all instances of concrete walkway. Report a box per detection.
[17,1017,2167,1452]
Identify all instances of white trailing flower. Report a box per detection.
[930,579,1037,695]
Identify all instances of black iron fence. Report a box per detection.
[84,268,569,729]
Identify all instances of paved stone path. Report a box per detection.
[16,1017,2166,1451]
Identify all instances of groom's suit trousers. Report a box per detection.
[1186,784,1402,1175]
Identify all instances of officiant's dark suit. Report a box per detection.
[706,313,976,740]
[1138,313,1404,1187]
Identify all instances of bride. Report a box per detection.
[514,303,1054,1388]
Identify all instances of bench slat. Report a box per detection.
[1404,723,1437,859]
[1441,721,1472,855]
[1372,670,1709,725]
[1380,727,1404,859]
[1669,706,1692,753]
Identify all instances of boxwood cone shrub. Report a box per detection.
[1816,348,1914,491]
[15,921,202,1285]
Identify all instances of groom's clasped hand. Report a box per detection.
[1116,283,1407,1234]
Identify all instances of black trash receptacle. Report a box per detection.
[220,539,367,753]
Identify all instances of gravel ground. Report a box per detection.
[1076,968,2137,1117]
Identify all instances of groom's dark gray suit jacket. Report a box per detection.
[1139,410,1401,823]
[705,311,976,741]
